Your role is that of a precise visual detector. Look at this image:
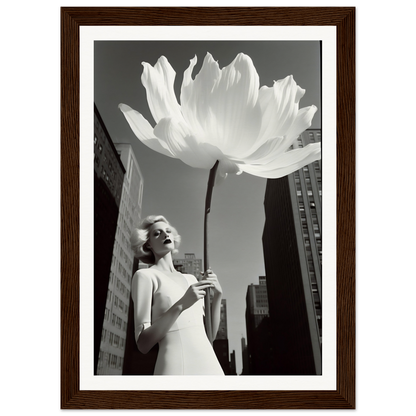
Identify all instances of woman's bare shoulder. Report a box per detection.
[133,267,157,281]
[131,268,160,294]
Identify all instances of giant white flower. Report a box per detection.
[119,52,320,181]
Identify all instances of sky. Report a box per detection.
[94,40,321,375]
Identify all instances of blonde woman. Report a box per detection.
[130,215,224,375]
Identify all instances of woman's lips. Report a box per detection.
[164,239,172,244]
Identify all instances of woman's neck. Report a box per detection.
[152,252,176,273]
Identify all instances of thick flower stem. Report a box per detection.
[203,160,219,345]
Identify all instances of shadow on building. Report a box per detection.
[261,130,322,375]
[94,105,125,374]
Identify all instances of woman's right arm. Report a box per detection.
[132,271,213,354]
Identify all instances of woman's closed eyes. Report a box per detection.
[154,229,171,237]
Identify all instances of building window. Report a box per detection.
[110,354,117,368]
[97,350,103,369]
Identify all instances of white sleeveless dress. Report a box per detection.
[131,268,224,375]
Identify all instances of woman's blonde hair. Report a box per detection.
[130,215,181,264]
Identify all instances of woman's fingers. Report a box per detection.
[192,281,213,299]
[195,280,214,288]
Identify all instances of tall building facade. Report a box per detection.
[93,105,126,374]
[213,299,231,374]
[229,350,237,375]
[240,337,249,375]
[97,143,144,375]
[173,253,202,279]
[262,129,322,375]
[246,276,269,327]
[216,298,228,340]
[245,276,273,374]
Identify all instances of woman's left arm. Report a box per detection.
[204,269,223,341]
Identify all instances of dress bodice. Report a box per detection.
[150,270,204,332]
[131,268,204,341]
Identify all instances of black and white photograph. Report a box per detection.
[55,3,362,414]
[92,39,324,379]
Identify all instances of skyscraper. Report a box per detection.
[215,298,228,340]
[173,253,202,279]
[246,276,269,328]
[96,143,144,375]
[229,350,237,375]
[93,104,126,374]
[213,299,230,374]
[240,337,249,375]
[262,128,322,375]
[244,276,272,374]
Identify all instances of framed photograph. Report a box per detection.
[61,7,355,409]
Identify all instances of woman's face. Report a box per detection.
[147,221,175,256]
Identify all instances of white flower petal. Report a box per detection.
[245,105,316,161]
[121,52,321,182]
[277,105,318,151]
[257,75,305,144]
[239,143,321,179]
[180,53,221,139]
[208,53,262,154]
[232,138,284,165]
[141,56,183,124]
[217,159,241,179]
[118,104,175,158]
[153,118,216,170]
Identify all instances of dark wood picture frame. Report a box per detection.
[61,7,355,409]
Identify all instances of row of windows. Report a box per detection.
[119,244,130,266]
[105,289,129,315]
[101,329,126,350]
[115,277,129,297]
[254,309,269,315]
[116,225,130,248]
[121,185,140,213]
[121,201,135,230]
[294,136,323,341]
[115,227,134,273]
[103,308,128,332]
[94,135,122,183]
[120,230,129,249]
[114,295,128,314]
[108,273,130,300]
[98,164,117,193]
[120,188,136,229]
[308,132,321,144]
[111,254,133,283]
[295,133,318,147]
[97,350,124,371]
[174,260,202,266]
